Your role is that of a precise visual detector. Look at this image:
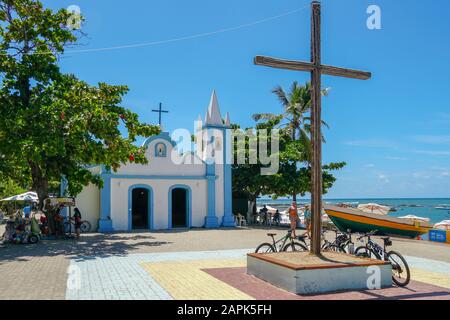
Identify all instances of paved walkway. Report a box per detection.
[1,226,450,300]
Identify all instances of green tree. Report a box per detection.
[232,116,345,219]
[252,81,330,201]
[0,1,160,210]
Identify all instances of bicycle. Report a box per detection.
[63,217,91,234]
[354,230,410,287]
[255,230,309,253]
[322,229,355,254]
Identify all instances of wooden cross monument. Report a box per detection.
[254,1,371,255]
[152,102,169,127]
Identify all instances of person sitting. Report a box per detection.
[273,210,281,226]
[259,205,268,225]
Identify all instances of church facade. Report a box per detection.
[70,91,235,232]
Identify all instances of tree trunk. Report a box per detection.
[29,161,57,235]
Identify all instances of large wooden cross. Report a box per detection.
[152,102,169,127]
[254,1,371,255]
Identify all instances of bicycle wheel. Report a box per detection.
[283,242,308,252]
[63,222,72,234]
[323,243,344,253]
[255,243,275,253]
[28,234,39,244]
[80,221,91,233]
[354,246,371,258]
[387,251,410,287]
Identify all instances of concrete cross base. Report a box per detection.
[247,251,392,295]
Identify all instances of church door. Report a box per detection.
[171,188,188,228]
[132,188,149,229]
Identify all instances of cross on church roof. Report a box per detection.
[152,102,169,127]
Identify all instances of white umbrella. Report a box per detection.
[434,220,450,231]
[1,191,38,202]
[357,203,390,215]
[398,215,430,223]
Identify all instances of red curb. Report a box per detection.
[202,267,450,300]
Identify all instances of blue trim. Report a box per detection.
[154,142,167,157]
[99,174,114,232]
[168,185,192,229]
[222,128,235,227]
[205,175,219,228]
[142,132,176,149]
[128,184,154,231]
[103,174,213,180]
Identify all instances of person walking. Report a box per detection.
[304,205,312,237]
[288,202,299,238]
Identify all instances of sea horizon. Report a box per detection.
[257,197,450,224]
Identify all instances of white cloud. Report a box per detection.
[412,135,450,144]
[385,156,407,161]
[343,139,397,148]
[414,150,450,156]
[378,174,390,183]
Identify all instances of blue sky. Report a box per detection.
[45,0,450,198]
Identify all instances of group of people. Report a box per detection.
[1,200,84,242]
[257,202,312,238]
[42,199,83,239]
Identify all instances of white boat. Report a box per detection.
[435,205,450,210]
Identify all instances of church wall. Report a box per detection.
[115,138,206,177]
[109,178,208,231]
[74,183,100,231]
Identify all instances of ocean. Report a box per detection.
[257,198,450,224]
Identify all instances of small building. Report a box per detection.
[67,91,235,232]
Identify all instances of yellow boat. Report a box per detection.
[324,205,432,238]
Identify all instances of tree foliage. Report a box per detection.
[0,0,160,205]
[233,81,345,207]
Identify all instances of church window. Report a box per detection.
[155,143,167,157]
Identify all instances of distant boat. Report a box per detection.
[324,205,432,239]
[435,205,450,210]
[434,220,450,231]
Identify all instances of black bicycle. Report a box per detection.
[322,229,355,253]
[255,230,308,253]
[354,231,410,287]
[63,217,91,234]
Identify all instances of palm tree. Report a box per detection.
[253,81,329,201]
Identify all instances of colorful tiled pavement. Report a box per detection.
[66,249,450,300]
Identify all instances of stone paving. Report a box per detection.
[1,225,450,300]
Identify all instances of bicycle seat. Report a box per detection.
[267,233,277,237]
[382,237,392,246]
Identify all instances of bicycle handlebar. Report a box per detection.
[357,230,378,240]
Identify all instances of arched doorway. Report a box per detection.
[170,186,190,228]
[130,187,151,229]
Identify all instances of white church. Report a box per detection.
[70,91,235,232]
